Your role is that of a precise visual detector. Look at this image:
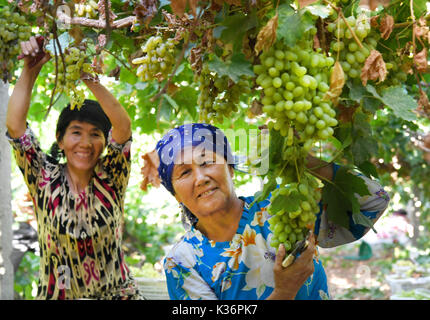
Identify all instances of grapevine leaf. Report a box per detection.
[45,33,73,55]
[380,14,394,40]
[277,5,303,47]
[348,81,368,102]
[119,68,138,85]
[163,93,179,111]
[352,111,371,136]
[304,4,331,19]
[342,0,361,17]
[322,183,350,229]
[253,175,277,204]
[352,212,376,233]
[322,167,371,229]
[362,97,381,114]
[414,48,428,73]
[351,136,378,165]
[214,11,257,50]
[357,160,379,179]
[170,0,187,17]
[380,86,417,121]
[207,53,254,83]
[360,50,387,86]
[324,61,345,104]
[254,13,278,55]
[270,191,305,214]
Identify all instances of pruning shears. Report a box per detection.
[282,231,312,268]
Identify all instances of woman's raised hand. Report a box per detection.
[269,232,316,300]
[19,36,50,72]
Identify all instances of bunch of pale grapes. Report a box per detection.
[327,14,379,81]
[0,7,32,81]
[268,168,321,253]
[197,64,252,123]
[382,55,408,88]
[132,36,177,82]
[75,1,99,18]
[51,47,92,109]
[255,40,338,148]
[246,129,270,175]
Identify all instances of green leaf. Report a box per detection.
[119,68,138,85]
[304,4,331,19]
[352,211,377,233]
[214,11,257,50]
[348,81,368,102]
[270,190,305,213]
[163,93,179,112]
[352,111,371,137]
[277,5,304,47]
[45,32,74,55]
[362,97,381,114]
[253,175,277,204]
[380,86,417,121]
[207,53,254,83]
[357,160,379,179]
[322,167,371,229]
[351,136,378,165]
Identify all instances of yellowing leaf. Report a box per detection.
[170,0,187,17]
[361,50,387,86]
[298,0,319,7]
[140,149,161,191]
[323,61,345,104]
[380,14,394,40]
[254,14,278,55]
[414,48,428,72]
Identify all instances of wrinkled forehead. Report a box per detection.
[174,145,226,165]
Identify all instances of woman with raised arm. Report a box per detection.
[141,123,390,300]
[6,36,143,299]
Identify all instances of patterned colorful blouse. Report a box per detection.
[7,126,143,300]
[163,167,390,300]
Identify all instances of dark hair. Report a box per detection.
[49,99,112,162]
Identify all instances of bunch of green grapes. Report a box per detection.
[267,146,322,252]
[132,36,177,82]
[75,1,98,18]
[0,7,32,81]
[50,47,92,109]
[327,14,379,81]
[246,128,270,175]
[382,54,408,87]
[197,64,252,123]
[255,39,338,149]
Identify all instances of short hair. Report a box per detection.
[49,99,111,162]
[56,99,111,141]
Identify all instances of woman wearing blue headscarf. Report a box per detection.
[141,123,390,300]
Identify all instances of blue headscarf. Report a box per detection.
[155,123,236,195]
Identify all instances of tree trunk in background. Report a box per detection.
[0,81,13,299]
[410,187,421,247]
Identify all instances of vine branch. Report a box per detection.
[56,11,135,29]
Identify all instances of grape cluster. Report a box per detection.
[0,7,32,81]
[383,55,408,87]
[132,36,177,82]
[197,64,252,123]
[75,1,99,18]
[255,40,338,147]
[268,163,321,252]
[328,14,378,81]
[51,47,92,109]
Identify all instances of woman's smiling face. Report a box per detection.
[58,120,106,174]
[171,146,236,220]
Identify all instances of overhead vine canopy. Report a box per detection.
[1,0,430,251]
